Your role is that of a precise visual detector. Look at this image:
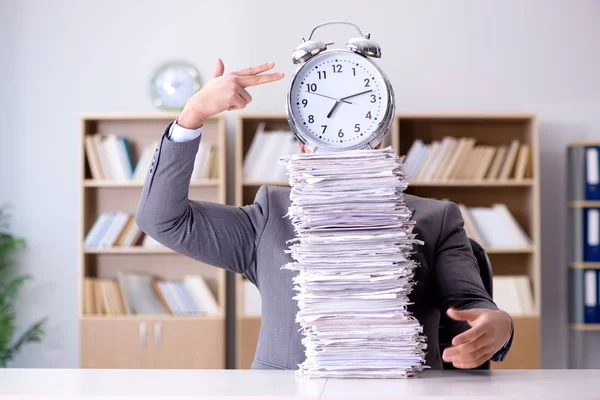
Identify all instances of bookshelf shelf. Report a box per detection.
[243,180,289,187]
[485,247,535,254]
[570,324,600,331]
[84,179,220,188]
[84,247,175,254]
[569,263,600,270]
[82,314,225,321]
[408,180,534,187]
[79,112,227,370]
[568,201,600,208]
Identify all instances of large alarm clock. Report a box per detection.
[286,21,395,153]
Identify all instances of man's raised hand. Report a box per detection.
[177,58,284,130]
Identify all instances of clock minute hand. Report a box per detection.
[307,92,352,104]
[340,89,373,101]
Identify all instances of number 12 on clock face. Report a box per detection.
[288,50,390,150]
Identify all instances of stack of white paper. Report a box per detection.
[280,147,427,379]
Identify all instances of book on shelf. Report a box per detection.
[492,275,536,317]
[455,203,532,249]
[85,133,218,181]
[569,268,600,324]
[243,122,298,182]
[568,145,600,201]
[568,207,600,262]
[83,272,219,316]
[84,212,160,248]
[403,137,531,182]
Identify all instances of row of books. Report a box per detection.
[84,212,162,248]
[83,272,219,316]
[456,203,532,249]
[85,134,218,181]
[243,123,298,182]
[493,275,536,316]
[404,137,531,181]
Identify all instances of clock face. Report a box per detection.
[151,62,201,110]
[288,50,391,150]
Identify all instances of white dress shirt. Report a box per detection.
[168,120,202,142]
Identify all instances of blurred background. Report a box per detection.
[1,0,599,371]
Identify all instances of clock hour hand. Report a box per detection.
[340,89,373,101]
[326,101,342,119]
[307,92,352,104]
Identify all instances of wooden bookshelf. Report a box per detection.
[392,112,541,370]
[566,142,600,369]
[234,113,291,368]
[235,112,541,370]
[79,112,227,369]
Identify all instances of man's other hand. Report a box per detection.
[178,58,284,130]
[442,307,512,369]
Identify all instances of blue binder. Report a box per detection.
[584,269,599,323]
[583,208,600,262]
[585,147,600,200]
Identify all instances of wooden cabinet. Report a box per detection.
[81,317,225,369]
[150,318,225,369]
[81,319,151,369]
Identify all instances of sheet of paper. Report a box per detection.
[280,147,427,379]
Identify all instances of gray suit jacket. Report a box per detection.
[136,124,510,370]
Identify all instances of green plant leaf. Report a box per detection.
[5,318,47,364]
[0,205,45,367]
[0,302,16,356]
[0,276,30,302]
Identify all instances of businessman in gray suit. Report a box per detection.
[136,59,514,370]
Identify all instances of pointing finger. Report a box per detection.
[238,72,285,87]
[213,58,225,78]
[233,61,275,76]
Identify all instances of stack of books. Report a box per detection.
[404,137,531,181]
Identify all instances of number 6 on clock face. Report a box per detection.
[287,49,394,152]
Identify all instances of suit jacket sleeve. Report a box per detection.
[135,122,267,283]
[434,201,514,360]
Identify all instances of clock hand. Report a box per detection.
[340,89,373,101]
[326,101,342,119]
[326,90,372,119]
[307,92,352,104]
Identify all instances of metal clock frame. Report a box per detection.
[286,48,395,153]
[285,22,395,153]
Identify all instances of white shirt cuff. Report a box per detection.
[168,120,202,142]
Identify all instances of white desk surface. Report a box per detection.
[0,369,599,399]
